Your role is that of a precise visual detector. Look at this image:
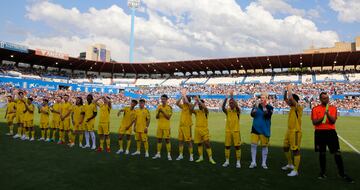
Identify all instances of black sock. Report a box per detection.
[319,152,326,174]
[334,154,345,176]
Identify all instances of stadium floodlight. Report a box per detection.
[128,0,141,64]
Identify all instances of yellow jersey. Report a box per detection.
[72,105,84,125]
[226,108,240,132]
[61,102,73,120]
[179,103,192,127]
[15,98,26,116]
[288,104,303,132]
[6,101,16,115]
[99,103,111,123]
[40,105,50,123]
[84,103,97,123]
[156,104,172,130]
[135,108,150,133]
[24,103,34,122]
[52,103,61,121]
[120,107,136,128]
[194,109,208,128]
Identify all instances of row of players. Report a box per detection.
[3,86,354,182]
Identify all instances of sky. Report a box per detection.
[0,0,359,63]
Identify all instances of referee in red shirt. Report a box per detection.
[311,92,353,183]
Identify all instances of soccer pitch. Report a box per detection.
[0,108,359,190]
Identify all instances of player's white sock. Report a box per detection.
[251,144,257,163]
[90,131,96,148]
[262,147,268,166]
[85,131,90,146]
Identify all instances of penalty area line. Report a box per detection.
[338,135,360,155]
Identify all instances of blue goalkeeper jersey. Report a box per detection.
[251,104,274,137]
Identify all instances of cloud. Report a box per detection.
[21,0,339,62]
[329,0,360,23]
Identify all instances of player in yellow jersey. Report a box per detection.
[5,95,16,136]
[116,99,137,155]
[282,84,303,177]
[191,96,216,164]
[94,96,112,152]
[131,99,150,158]
[221,90,242,168]
[13,90,26,139]
[50,97,62,142]
[23,98,35,141]
[175,89,194,161]
[38,99,50,141]
[83,94,97,150]
[72,97,85,147]
[60,94,73,146]
[152,94,173,160]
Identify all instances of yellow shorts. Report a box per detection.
[118,125,132,135]
[16,114,24,124]
[98,123,110,135]
[135,132,148,142]
[225,131,242,147]
[157,128,170,139]
[251,133,269,146]
[178,126,192,142]
[85,120,95,131]
[284,130,302,151]
[60,119,71,130]
[6,114,15,123]
[24,120,33,128]
[73,123,85,131]
[194,127,210,144]
[40,122,49,129]
[51,119,60,129]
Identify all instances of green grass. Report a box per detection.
[0,108,359,190]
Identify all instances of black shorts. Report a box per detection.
[314,130,340,153]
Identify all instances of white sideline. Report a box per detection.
[338,135,360,155]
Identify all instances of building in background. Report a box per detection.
[304,36,360,54]
[81,44,111,62]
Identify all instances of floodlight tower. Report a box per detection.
[128,0,140,63]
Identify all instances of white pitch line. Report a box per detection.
[338,135,360,155]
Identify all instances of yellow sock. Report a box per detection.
[22,127,26,136]
[225,149,230,160]
[236,149,241,161]
[144,141,149,152]
[294,154,301,172]
[100,138,104,149]
[41,130,45,139]
[31,130,35,138]
[26,130,30,138]
[198,145,203,157]
[9,124,14,134]
[79,133,84,144]
[189,146,193,155]
[46,130,50,139]
[126,140,131,151]
[157,142,162,153]
[179,145,184,155]
[17,127,22,135]
[166,143,171,154]
[52,130,56,140]
[285,151,293,165]
[71,132,75,143]
[119,139,124,150]
[136,141,141,152]
[206,148,212,158]
[59,131,63,142]
[106,137,110,149]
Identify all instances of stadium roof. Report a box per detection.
[1,48,360,75]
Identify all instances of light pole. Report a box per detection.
[128,0,140,63]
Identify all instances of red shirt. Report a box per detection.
[311,104,337,130]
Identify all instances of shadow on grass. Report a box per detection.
[0,122,359,190]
